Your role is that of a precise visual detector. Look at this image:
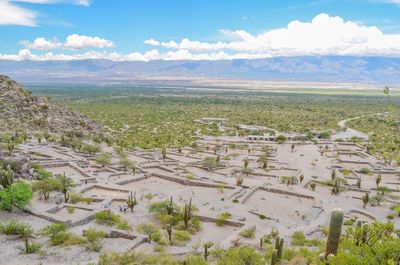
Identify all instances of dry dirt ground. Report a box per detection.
[1,136,399,264]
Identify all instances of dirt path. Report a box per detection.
[332,111,391,141]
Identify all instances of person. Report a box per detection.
[119,205,122,212]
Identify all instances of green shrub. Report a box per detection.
[94,210,131,231]
[84,228,106,242]
[215,212,232,226]
[0,220,25,235]
[172,230,191,246]
[239,226,256,238]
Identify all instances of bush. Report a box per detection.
[94,210,132,231]
[216,246,264,265]
[172,230,191,246]
[39,223,67,238]
[50,231,87,246]
[239,226,256,238]
[137,223,163,244]
[0,220,25,235]
[0,182,32,211]
[84,228,106,242]
[215,212,232,226]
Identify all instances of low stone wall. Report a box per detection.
[115,175,147,185]
[196,215,244,228]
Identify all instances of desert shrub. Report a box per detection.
[291,231,321,247]
[94,210,132,231]
[0,220,25,235]
[172,230,191,246]
[39,223,67,239]
[239,226,256,238]
[136,223,164,244]
[50,231,87,246]
[216,246,264,265]
[215,212,232,226]
[84,228,106,242]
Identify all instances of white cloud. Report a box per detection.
[21,34,114,50]
[64,34,114,49]
[11,0,90,5]
[145,13,400,57]
[1,0,90,27]
[0,0,37,26]
[5,13,400,61]
[20,37,61,49]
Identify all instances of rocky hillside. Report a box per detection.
[0,75,101,133]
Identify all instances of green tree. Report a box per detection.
[95,152,112,167]
[31,178,60,200]
[56,174,75,203]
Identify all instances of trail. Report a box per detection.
[332,111,391,141]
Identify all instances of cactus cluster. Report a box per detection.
[270,236,284,264]
[127,191,138,212]
[0,165,14,188]
[324,208,344,258]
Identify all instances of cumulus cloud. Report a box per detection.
[5,13,400,61]
[145,13,400,57]
[20,37,61,49]
[64,34,114,49]
[21,34,114,50]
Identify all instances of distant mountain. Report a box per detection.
[1,56,400,86]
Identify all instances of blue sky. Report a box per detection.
[1,0,400,61]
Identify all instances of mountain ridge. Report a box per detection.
[1,56,400,87]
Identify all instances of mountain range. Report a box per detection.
[1,56,400,88]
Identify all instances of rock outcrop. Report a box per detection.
[0,75,102,133]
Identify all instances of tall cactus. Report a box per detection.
[204,243,209,261]
[183,198,192,229]
[166,196,174,215]
[0,165,14,188]
[278,237,284,260]
[127,191,138,212]
[271,249,278,265]
[167,224,172,243]
[325,208,344,258]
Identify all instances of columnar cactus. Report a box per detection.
[167,196,174,215]
[325,208,344,258]
[204,243,209,261]
[278,237,284,260]
[0,165,14,188]
[362,193,369,208]
[183,198,192,229]
[127,191,138,212]
[375,174,382,188]
[167,224,172,243]
[271,249,278,265]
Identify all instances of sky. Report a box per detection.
[1,0,400,61]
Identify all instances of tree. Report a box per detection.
[118,157,135,173]
[95,152,112,167]
[81,144,101,156]
[202,157,218,171]
[0,182,32,211]
[56,174,75,203]
[32,178,60,200]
